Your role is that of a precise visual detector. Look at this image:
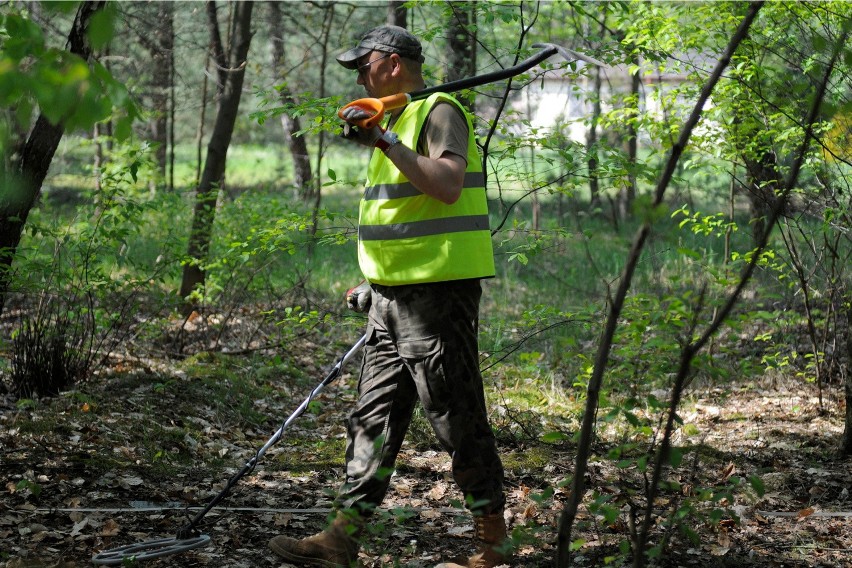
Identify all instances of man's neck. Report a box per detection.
[389,78,425,119]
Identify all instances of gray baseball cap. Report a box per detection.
[337,25,425,69]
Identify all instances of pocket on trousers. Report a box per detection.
[397,334,449,413]
[357,324,377,393]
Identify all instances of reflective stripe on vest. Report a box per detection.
[359,214,491,241]
[364,172,486,201]
[357,93,495,285]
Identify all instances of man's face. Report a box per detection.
[355,50,393,97]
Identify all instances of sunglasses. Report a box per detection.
[357,53,391,76]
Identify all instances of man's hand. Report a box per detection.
[341,106,375,123]
[340,106,382,148]
[346,281,372,313]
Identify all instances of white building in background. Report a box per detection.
[509,59,703,144]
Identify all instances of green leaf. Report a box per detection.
[541,431,568,443]
[677,247,701,259]
[749,474,765,497]
[42,1,80,15]
[3,14,45,59]
[87,6,116,51]
[16,479,42,497]
[682,423,700,436]
[114,115,133,141]
[668,446,683,467]
[569,538,585,551]
[603,505,619,524]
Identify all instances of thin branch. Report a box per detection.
[635,20,849,568]
[555,4,765,566]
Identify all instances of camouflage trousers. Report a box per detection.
[336,279,505,516]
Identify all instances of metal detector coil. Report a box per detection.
[92,535,211,565]
[91,335,367,564]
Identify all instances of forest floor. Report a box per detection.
[1,323,850,568]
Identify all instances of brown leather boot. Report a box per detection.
[436,513,511,568]
[269,512,360,567]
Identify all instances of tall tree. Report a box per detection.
[130,1,175,186]
[619,45,640,219]
[0,1,119,315]
[585,20,604,213]
[268,2,312,198]
[178,1,254,305]
[387,0,407,28]
[845,299,852,455]
[446,1,477,113]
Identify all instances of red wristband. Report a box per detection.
[374,131,400,153]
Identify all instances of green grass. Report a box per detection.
[501,445,555,473]
[21,140,807,387]
[271,437,347,472]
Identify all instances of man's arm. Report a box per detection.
[341,101,470,205]
[382,145,465,204]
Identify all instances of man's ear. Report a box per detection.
[389,53,403,77]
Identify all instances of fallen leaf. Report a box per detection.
[70,519,88,537]
[797,507,815,519]
[101,518,120,536]
[119,476,144,490]
[447,525,473,536]
[427,482,448,501]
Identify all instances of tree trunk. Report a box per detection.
[151,2,174,183]
[387,0,407,27]
[169,33,176,192]
[132,1,175,185]
[178,1,254,305]
[94,122,104,192]
[843,300,852,456]
[619,49,640,219]
[446,1,477,113]
[93,43,111,193]
[305,3,336,246]
[586,57,603,212]
[744,150,782,246]
[268,2,312,199]
[0,0,106,316]
[196,54,210,187]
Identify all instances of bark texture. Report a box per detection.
[0,1,106,315]
[268,2,312,198]
[178,1,255,304]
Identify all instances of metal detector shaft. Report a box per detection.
[339,42,605,129]
[256,334,367,459]
[175,334,367,539]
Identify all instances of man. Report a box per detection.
[269,25,509,568]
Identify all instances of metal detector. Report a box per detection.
[92,334,367,565]
[338,42,605,129]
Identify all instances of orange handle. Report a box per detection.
[338,93,411,129]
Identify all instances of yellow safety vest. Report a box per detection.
[358,93,495,285]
